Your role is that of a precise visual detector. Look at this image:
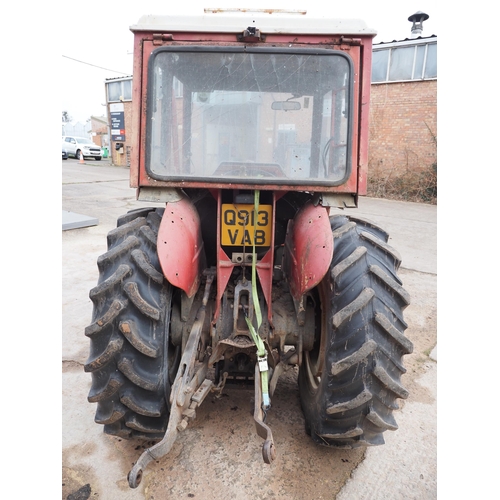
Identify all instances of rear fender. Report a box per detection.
[282,201,333,301]
[157,196,206,298]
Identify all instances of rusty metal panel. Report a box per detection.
[129,33,145,189]
[132,37,372,195]
[157,196,205,297]
[357,38,374,195]
[282,201,333,301]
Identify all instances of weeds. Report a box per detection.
[368,120,437,204]
[367,162,437,204]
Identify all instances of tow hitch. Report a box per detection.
[253,362,276,464]
[128,271,215,488]
[126,265,280,487]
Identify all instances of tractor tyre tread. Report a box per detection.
[85,207,176,439]
[299,213,412,448]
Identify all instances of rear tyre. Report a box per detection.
[85,207,179,439]
[298,213,413,447]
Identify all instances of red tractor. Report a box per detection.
[85,9,412,488]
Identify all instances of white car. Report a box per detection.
[62,136,102,161]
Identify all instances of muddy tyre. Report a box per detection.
[85,207,179,439]
[298,213,413,447]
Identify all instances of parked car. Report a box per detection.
[62,147,68,160]
[62,136,102,160]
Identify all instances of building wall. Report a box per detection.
[110,101,133,167]
[90,117,108,149]
[368,80,437,173]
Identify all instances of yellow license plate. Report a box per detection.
[221,204,272,247]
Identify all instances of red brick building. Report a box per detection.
[89,116,109,150]
[104,76,133,167]
[369,35,437,175]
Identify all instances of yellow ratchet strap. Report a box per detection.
[244,189,271,409]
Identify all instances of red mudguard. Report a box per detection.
[282,201,333,301]
[157,197,205,298]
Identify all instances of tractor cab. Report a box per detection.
[129,10,375,198]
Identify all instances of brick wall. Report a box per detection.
[368,80,437,173]
[90,117,108,149]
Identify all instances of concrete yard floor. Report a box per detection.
[62,159,437,499]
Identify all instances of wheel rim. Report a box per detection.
[303,283,328,392]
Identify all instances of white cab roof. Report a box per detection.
[130,9,377,36]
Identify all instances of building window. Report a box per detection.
[372,42,437,83]
[173,77,183,98]
[424,43,437,78]
[107,79,132,102]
